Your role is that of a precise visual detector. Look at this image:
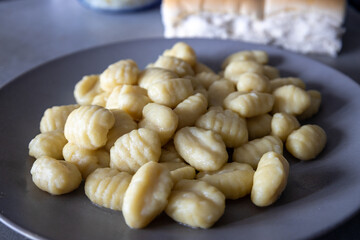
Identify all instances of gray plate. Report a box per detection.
[1,39,360,240]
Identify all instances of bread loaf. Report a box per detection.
[161,0,346,56]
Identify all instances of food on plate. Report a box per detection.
[161,0,346,56]
[28,41,327,229]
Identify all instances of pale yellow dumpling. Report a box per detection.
[272,85,311,115]
[163,42,197,66]
[138,67,178,89]
[74,75,103,105]
[159,162,196,183]
[85,168,132,211]
[174,127,228,171]
[153,55,194,77]
[236,72,270,93]
[195,107,248,148]
[29,130,67,159]
[233,135,283,169]
[221,50,268,69]
[165,179,225,229]
[110,128,161,174]
[247,114,272,140]
[91,91,111,107]
[64,105,115,150]
[223,91,274,118]
[40,104,79,133]
[263,65,280,80]
[106,85,150,120]
[122,162,173,228]
[139,103,178,146]
[30,156,82,195]
[286,124,327,161]
[297,90,322,120]
[173,93,208,129]
[147,78,193,108]
[105,109,137,151]
[251,151,289,207]
[208,79,235,107]
[195,72,221,89]
[271,112,300,142]
[63,142,110,179]
[224,60,264,84]
[197,162,254,199]
[100,59,139,92]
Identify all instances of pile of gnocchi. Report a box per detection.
[28,42,327,229]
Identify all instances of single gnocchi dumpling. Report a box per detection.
[165,179,225,229]
[272,85,311,115]
[224,60,264,84]
[195,72,221,89]
[174,127,228,171]
[208,79,235,107]
[91,91,111,107]
[63,142,110,179]
[236,72,270,93]
[138,67,178,90]
[29,130,67,159]
[122,162,173,229]
[153,55,194,77]
[297,90,322,120]
[247,114,272,140]
[251,151,289,207]
[233,135,283,169]
[64,105,115,150]
[85,168,132,211]
[223,91,274,118]
[173,93,208,129]
[100,59,139,92]
[263,65,280,80]
[221,50,268,69]
[30,156,82,195]
[139,103,178,146]
[270,77,306,92]
[105,109,137,151]
[286,124,327,161]
[195,107,248,148]
[74,75,103,105]
[162,42,197,66]
[271,112,300,142]
[106,85,150,120]
[197,162,254,200]
[110,128,161,174]
[147,78,193,108]
[40,104,79,133]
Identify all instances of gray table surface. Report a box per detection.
[0,1,359,239]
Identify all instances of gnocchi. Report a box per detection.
[271,112,300,142]
[74,75,103,105]
[40,104,79,133]
[272,85,311,115]
[29,130,67,159]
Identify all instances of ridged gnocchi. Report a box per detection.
[153,55,194,77]
[139,103,178,146]
[162,42,197,66]
[286,124,327,160]
[30,156,82,195]
[236,72,270,93]
[165,179,225,229]
[100,59,139,92]
[122,162,173,228]
[297,90,322,120]
[195,72,221,89]
[85,168,132,211]
[224,60,264,84]
[40,104,79,133]
[233,135,283,169]
[251,151,289,207]
[197,162,254,199]
[272,85,311,115]
[174,127,228,171]
[195,107,248,148]
[74,75,103,105]
[270,77,306,92]
[63,142,110,179]
[64,105,115,150]
[223,91,274,118]
[29,130,67,159]
[110,128,161,174]
[271,112,300,142]
[173,93,208,129]
[138,67,178,89]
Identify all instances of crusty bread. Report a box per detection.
[161,0,346,56]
